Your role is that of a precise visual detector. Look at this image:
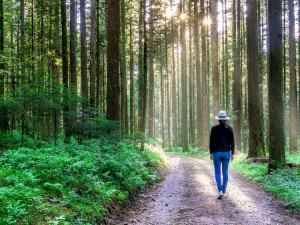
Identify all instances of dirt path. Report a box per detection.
[120,153,299,225]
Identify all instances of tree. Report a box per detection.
[90,0,97,108]
[70,0,77,93]
[121,0,128,132]
[61,0,71,142]
[288,0,297,152]
[201,0,209,148]
[80,0,88,101]
[211,0,219,125]
[180,0,188,151]
[194,0,202,148]
[246,0,265,158]
[148,0,154,138]
[268,0,286,170]
[106,0,120,121]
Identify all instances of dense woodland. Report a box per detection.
[0,0,299,170]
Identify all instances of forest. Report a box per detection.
[0,0,299,224]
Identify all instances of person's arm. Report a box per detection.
[230,127,235,155]
[209,127,214,159]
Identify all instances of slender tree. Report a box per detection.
[70,0,77,92]
[180,0,188,151]
[90,0,97,108]
[148,0,154,138]
[211,0,219,124]
[80,0,88,101]
[201,0,209,148]
[246,0,265,158]
[106,0,120,121]
[194,0,202,148]
[288,0,297,152]
[268,0,286,170]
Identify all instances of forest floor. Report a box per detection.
[119,153,300,225]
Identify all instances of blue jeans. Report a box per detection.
[213,151,231,194]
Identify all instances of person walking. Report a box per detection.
[209,111,235,199]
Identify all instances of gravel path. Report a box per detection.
[120,153,299,225]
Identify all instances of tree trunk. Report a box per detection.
[106,0,120,121]
[80,0,88,102]
[268,0,286,171]
[180,0,188,151]
[194,0,201,148]
[288,0,298,152]
[211,0,219,125]
[21,0,25,83]
[121,0,128,132]
[148,0,154,138]
[171,0,177,147]
[201,0,209,148]
[70,0,77,95]
[129,18,135,134]
[138,0,144,132]
[0,0,3,95]
[90,0,97,108]
[246,0,265,158]
[61,0,71,142]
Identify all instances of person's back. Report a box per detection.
[209,111,235,199]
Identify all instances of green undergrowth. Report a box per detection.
[168,147,300,213]
[0,138,164,224]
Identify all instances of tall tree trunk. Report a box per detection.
[80,0,88,102]
[90,0,97,108]
[288,0,297,152]
[161,53,165,148]
[180,0,188,151]
[61,0,71,142]
[201,0,209,148]
[148,0,154,138]
[96,0,101,110]
[268,0,286,170]
[165,15,171,150]
[211,0,219,125]
[188,0,194,146]
[171,0,177,147]
[121,0,128,132]
[129,18,135,134]
[194,0,201,148]
[70,0,77,97]
[21,0,25,83]
[138,0,144,131]
[106,0,120,121]
[246,0,265,158]
[225,0,229,110]
[141,0,148,150]
[0,0,3,96]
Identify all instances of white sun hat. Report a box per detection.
[215,111,230,120]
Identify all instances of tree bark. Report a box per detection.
[80,0,88,102]
[70,0,77,93]
[148,0,154,138]
[211,0,219,125]
[201,0,209,148]
[106,0,120,121]
[194,0,201,148]
[171,0,177,147]
[61,0,71,142]
[246,0,265,158]
[90,0,97,108]
[121,0,128,132]
[180,0,188,151]
[288,0,298,152]
[268,0,286,170]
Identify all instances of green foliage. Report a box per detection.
[0,138,164,224]
[230,154,300,212]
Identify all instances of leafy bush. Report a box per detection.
[0,139,164,224]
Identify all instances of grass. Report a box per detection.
[0,137,164,224]
[168,146,300,213]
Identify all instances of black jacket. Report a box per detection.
[209,124,235,155]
